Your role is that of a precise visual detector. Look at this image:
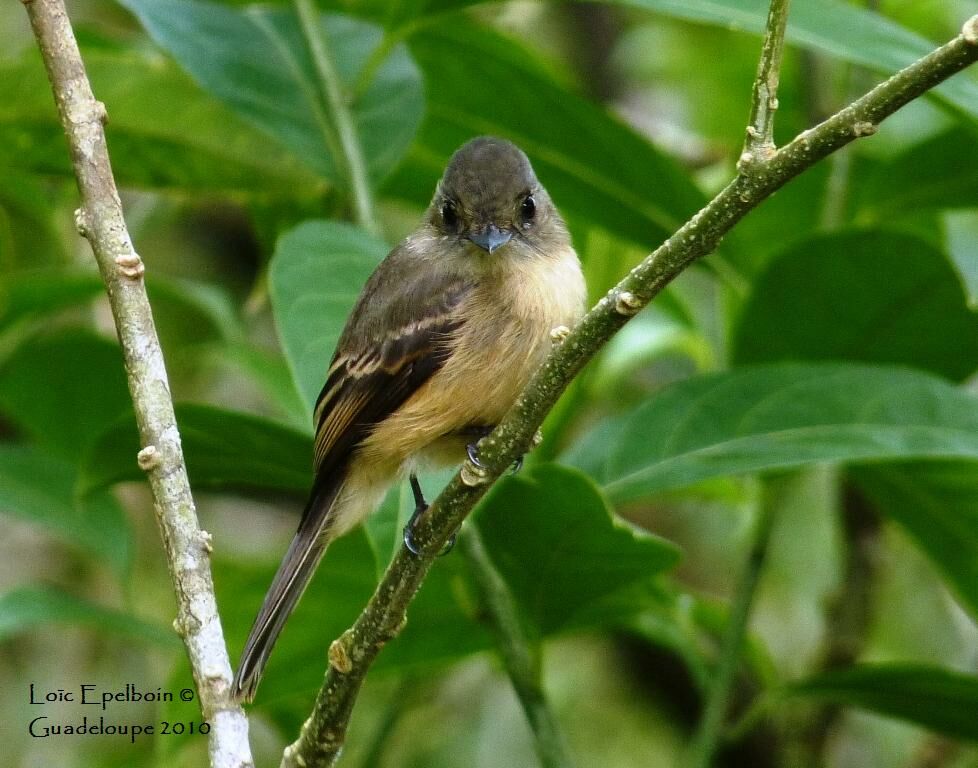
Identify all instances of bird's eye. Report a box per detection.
[520,195,536,224]
[441,200,459,230]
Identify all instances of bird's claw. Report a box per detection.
[467,442,524,475]
[403,514,458,557]
[466,442,485,469]
[403,472,458,557]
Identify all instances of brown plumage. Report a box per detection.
[232,136,586,702]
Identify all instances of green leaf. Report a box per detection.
[144,274,245,369]
[732,231,978,381]
[943,210,978,310]
[212,342,309,430]
[81,404,312,496]
[852,461,978,619]
[0,47,320,193]
[0,586,177,646]
[118,0,423,185]
[565,363,978,504]
[0,269,103,329]
[855,128,978,221]
[0,330,132,460]
[386,21,704,248]
[0,445,131,577]
[472,465,680,635]
[612,0,978,120]
[0,173,68,269]
[376,466,681,671]
[787,663,978,742]
[269,220,387,411]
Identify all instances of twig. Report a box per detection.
[22,2,253,766]
[461,528,577,768]
[293,0,380,236]
[740,0,791,165]
[689,6,792,763]
[283,13,978,768]
[686,492,778,768]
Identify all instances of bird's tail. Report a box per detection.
[231,478,344,703]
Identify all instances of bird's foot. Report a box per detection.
[403,473,457,557]
[466,441,523,475]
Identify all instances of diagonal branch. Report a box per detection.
[22,2,253,766]
[282,14,978,768]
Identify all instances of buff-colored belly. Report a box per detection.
[359,248,584,471]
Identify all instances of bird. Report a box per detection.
[232,136,586,702]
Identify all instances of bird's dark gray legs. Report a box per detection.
[402,472,457,556]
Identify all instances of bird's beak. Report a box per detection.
[468,224,512,254]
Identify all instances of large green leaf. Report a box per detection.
[118,0,423,186]
[611,0,978,120]
[0,330,132,460]
[942,210,978,310]
[0,173,68,269]
[81,404,312,496]
[378,465,680,669]
[210,341,309,430]
[385,21,704,249]
[471,465,680,635]
[855,129,978,222]
[852,461,978,618]
[0,47,319,193]
[269,220,387,412]
[565,363,978,504]
[788,663,978,742]
[0,269,103,330]
[732,231,978,381]
[0,445,131,577]
[0,586,177,647]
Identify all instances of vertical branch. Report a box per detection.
[687,5,793,764]
[461,528,577,768]
[687,494,778,768]
[740,0,792,166]
[22,2,253,766]
[293,0,380,236]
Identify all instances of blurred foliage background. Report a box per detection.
[2,1,978,766]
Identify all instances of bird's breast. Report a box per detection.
[360,246,585,467]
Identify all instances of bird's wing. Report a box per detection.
[309,262,474,487]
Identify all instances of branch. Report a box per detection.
[23,2,253,766]
[284,14,978,768]
[741,0,791,164]
[687,488,778,768]
[687,6,792,763]
[461,528,577,768]
[294,0,380,236]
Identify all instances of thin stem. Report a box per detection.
[687,494,778,768]
[461,528,577,768]
[23,2,253,766]
[282,17,978,768]
[351,22,419,102]
[741,0,792,165]
[293,0,380,236]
